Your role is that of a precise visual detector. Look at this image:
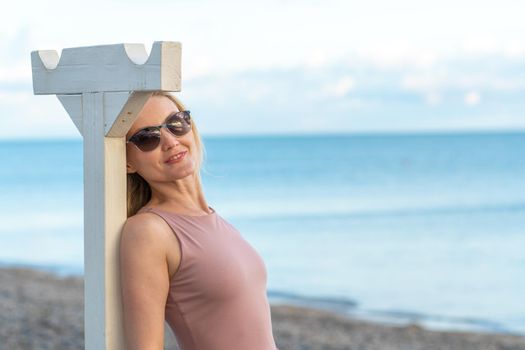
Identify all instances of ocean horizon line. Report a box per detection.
[1,127,525,143]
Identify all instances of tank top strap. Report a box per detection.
[136,206,155,215]
[134,206,186,240]
[136,205,217,217]
[134,205,213,243]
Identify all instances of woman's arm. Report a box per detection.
[120,214,171,350]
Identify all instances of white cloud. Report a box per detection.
[464,91,481,106]
[2,0,525,80]
[1,0,525,138]
[322,76,356,98]
[0,66,32,83]
[0,91,32,103]
[502,41,525,59]
[401,71,445,91]
[245,84,273,104]
[425,92,442,106]
[400,62,525,94]
[306,50,331,69]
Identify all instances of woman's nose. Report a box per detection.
[160,128,180,150]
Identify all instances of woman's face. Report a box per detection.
[126,95,197,183]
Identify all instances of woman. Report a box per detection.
[120,91,279,350]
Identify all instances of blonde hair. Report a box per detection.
[126,91,207,217]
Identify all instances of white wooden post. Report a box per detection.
[31,41,182,349]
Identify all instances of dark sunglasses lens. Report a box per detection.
[132,128,161,152]
[166,112,191,136]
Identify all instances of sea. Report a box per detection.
[0,131,524,336]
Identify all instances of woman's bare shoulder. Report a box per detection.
[121,211,181,279]
[121,211,172,246]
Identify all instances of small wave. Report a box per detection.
[268,289,358,310]
[230,202,525,221]
[356,307,521,335]
[267,288,524,336]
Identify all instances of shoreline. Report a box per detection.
[267,291,523,337]
[1,266,525,349]
[2,260,521,337]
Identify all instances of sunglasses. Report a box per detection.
[126,110,192,152]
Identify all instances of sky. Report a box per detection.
[1,0,525,139]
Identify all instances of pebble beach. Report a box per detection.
[1,267,525,350]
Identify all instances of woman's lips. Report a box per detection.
[165,151,187,164]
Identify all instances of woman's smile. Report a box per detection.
[164,150,187,164]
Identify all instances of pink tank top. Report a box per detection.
[137,205,279,350]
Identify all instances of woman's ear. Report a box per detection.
[126,163,137,174]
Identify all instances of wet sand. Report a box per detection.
[1,267,524,350]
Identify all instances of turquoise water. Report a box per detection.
[1,131,524,335]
